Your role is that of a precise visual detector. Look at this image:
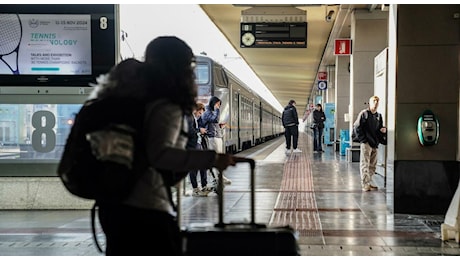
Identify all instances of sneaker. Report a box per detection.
[362,184,378,192]
[285,148,291,155]
[192,188,209,197]
[207,191,218,197]
[369,184,378,190]
[201,186,214,192]
[222,175,232,185]
[293,148,302,153]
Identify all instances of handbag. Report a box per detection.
[310,122,317,129]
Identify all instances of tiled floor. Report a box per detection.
[0,131,459,256]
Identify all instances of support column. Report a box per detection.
[393,4,460,214]
[334,56,350,144]
[349,9,388,132]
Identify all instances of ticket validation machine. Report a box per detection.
[417,110,439,146]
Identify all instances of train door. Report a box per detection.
[236,91,241,151]
[254,101,261,144]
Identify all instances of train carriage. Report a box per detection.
[260,99,273,143]
[194,55,282,154]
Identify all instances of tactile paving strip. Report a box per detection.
[270,151,323,237]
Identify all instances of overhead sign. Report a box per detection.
[318,81,327,90]
[240,22,307,48]
[334,39,352,55]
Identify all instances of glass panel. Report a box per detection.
[194,63,209,84]
[0,104,81,161]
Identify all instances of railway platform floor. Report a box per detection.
[0,130,459,256]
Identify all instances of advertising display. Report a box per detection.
[0,4,116,86]
[0,14,92,76]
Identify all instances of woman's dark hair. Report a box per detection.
[208,96,221,111]
[140,36,196,114]
[94,58,145,100]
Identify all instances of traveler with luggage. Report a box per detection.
[94,36,237,255]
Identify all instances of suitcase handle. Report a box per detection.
[216,157,257,227]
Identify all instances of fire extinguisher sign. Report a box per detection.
[334,39,352,55]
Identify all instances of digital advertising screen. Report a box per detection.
[0,4,116,86]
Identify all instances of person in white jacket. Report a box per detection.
[94,36,237,256]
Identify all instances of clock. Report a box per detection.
[241,32,255,47]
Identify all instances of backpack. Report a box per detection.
[352,110,369,142]
[58,97,148,203]
[57,97,148,253]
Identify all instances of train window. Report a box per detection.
[194,63,209,84]
[0,104,81,162]
[195,63,212,103]
[213,67,227,87]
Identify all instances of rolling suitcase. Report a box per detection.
[181,157,300,256]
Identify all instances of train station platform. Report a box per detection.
[0,131,459,256]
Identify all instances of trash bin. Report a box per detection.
[340,129,350,156]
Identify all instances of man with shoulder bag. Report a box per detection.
[353,95,387,192]
[312,104,326,153]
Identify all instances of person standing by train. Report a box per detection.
[312,103,326,153]
[186,101,211,196]
[282,99,302,155]
[201,96,232,185]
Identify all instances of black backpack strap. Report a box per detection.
[91,202,105,254]
[165,184,177,212]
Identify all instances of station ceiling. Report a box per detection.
[200,4,373,114]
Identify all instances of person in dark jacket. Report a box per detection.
[186,102,210,197]
[353,95,387,192]
[201,96,232,184]
[312,104,326,152]
[281,99,301,155]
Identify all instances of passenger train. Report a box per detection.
[0,56,283,161]
[194,55,284,154]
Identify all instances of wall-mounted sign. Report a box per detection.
[317,71,327,81]
[318,81,327,90]
[334,39,352,55]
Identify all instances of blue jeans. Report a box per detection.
[189,169,208,189]
[189,142,208,188]
[313,127,323,151]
